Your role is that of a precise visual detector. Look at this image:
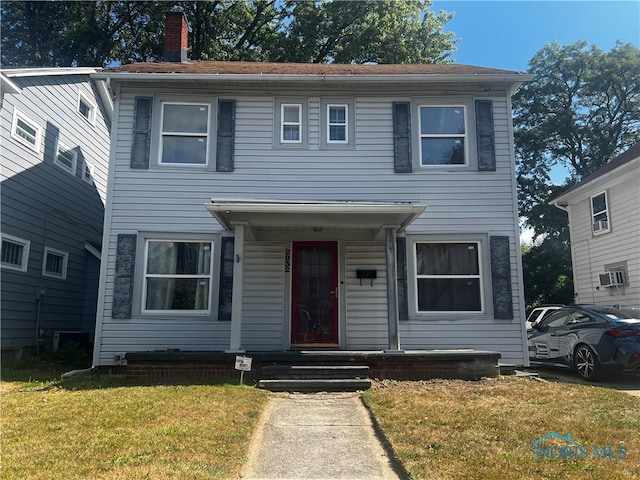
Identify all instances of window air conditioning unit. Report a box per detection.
[599,271,625,288]
[593,220,608,233]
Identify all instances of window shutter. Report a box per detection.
[490,236,513,319]
[393,102,412,173]
[218,237,234,321]
[112,234,137,319]
[396,237,409,321]
[131,97,152,169]
[475,100,495,171]
[216,99,236,172]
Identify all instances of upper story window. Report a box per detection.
[281,103,302,143]
[415,241,482,312]
[42,247,68,279]
[143,239,213,313]
[1,234,30,272]
[54,142,78,175]
[160,102,210,165]
[591,191,610,234]
[327,104,348,143]
[419,105,467,166]
[77,91,97,125]
[82,160,94,184]
[11,109,42,152]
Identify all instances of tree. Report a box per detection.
[521,242,574,308]
[1,0,457,67]
[514,41,640,239]
[514,41,640,308]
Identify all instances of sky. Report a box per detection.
[433,0,639,72]
[431,1,639,242]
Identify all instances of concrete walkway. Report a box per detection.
[241,392,403,480]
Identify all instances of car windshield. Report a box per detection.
[591,308,640,321]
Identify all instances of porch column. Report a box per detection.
[385,227,400,351]
[227,223,245,352]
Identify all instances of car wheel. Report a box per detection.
[574,345,601,381]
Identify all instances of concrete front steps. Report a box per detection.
[258,365,372,392]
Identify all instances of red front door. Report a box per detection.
[291,241,339,346]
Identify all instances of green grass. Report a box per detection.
[362,377,640,480]
[1,357,268,480]
[4,356,638,480]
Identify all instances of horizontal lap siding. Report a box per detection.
[97,91,524,364]
[569,172,640,304]
[242,243,285,350]
[400,322,527,364]
[345,243,389,349]
[98,320,230,364]
[1,74,110,348]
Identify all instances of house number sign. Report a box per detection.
[284,249,291,273]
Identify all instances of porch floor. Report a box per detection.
[124,349,502,385]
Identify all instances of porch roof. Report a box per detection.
[205,199,425,237]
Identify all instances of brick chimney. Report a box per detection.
[164,12,188,62]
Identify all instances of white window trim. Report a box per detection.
[591,191,610,235]
[411,239,486,315]
[417,102,470,168]
[11,109,42,152]
[54,141,78,175]
[42,247,68,279]
[327,104,348,144]
[141,238,215,315]
[82,159,95,184]
[1,234,30,272]
[280,103,303,144]
[158,101,212,167]
[77,90,97,126]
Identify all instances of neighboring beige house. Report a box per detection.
[551,142,640,305]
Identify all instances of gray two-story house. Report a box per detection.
[1,68,112,354]
[92,14,532,376]
[552,143,640,305]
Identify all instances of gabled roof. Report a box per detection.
[551,142,640,205]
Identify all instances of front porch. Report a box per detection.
[123,349,501,385]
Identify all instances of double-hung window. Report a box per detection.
[591,191,610,234]
[327,104,348,143]
[55,142,77,175]
[11,109,42,152]
[143,240,213,312]
[42,247,68,279]
[415,242,482,312]
[281,104,302,143]
[160,102,210,165]
[419,105,467,166]
[1,234,30,272]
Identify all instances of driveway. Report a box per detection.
[524,365,640,397]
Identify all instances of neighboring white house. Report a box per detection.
[91,13,532,368]
[1,68,113,353]
[551,142,640,305]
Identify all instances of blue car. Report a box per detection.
[528,305,640,381]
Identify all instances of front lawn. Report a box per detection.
[1,360,268,480]
[362,377,640,480]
